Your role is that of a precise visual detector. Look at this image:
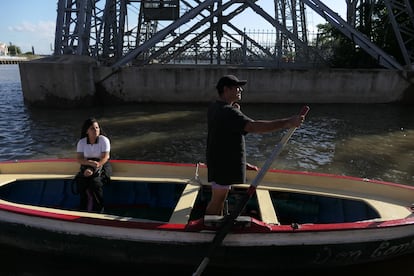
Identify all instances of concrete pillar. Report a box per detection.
[19,55,98,107]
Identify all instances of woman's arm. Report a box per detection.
[77,152,102,170]
[97,152,110,168]
[76,152,90,166]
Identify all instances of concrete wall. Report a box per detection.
[19,55,98,107]
[19,56,414,107]
[101,65,413,104]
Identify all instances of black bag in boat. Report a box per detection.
[72,158,112,195]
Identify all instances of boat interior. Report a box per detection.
[0,159,413,226]
[0,176,386,225]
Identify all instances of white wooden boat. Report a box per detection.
[0,159,413,271]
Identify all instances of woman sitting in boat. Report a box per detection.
[75,117,111,213]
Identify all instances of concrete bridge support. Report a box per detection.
[19,56,98,107]
[19,56,414,107]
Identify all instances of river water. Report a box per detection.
[0,64,413,275]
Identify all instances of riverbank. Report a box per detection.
[0,54,48,64]
[0,56,27,64]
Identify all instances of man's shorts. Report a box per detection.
[211,181,231,190]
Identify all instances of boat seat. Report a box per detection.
[169,181,200,224]
[256,189,279,225]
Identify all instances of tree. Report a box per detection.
[312,2,408,69]
[8,43,22,56]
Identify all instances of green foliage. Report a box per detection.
[312,2,408,68]
[7,44,22,56]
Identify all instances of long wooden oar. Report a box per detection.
[192,105,310,276]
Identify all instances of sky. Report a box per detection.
[0,1,346,56]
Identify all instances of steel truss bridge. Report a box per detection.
[53,0,414,71]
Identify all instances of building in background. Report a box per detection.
[0,42,8,56]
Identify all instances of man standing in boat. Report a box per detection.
[205,75,305,215]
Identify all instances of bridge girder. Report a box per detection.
[53,0,413,70]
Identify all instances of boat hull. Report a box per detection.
[1,214,414,270]
[0,159,414,270]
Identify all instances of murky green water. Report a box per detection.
[1,64,412,185]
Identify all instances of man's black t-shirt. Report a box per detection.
[206,100,253,185]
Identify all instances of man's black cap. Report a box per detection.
[216,75,247,90]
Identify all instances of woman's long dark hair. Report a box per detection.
[80,117,107,139]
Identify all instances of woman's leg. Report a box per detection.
[76,177,89,211]
[90,177,104,212]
